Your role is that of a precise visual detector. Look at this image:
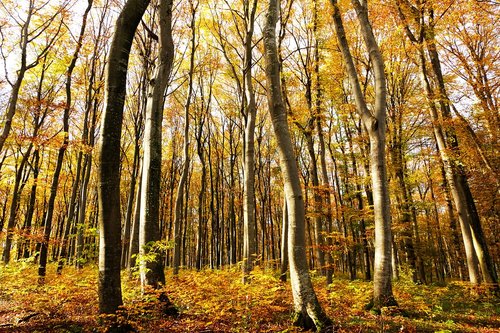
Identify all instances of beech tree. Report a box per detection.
[1,0,499,329]
[38,0,93,280]
[97,0,150,314]
[0,0,64,155]
[396,0,498,287]
[264,0,331,330]
[173,0,197,275]
[139,0,174,289]
[241,0,259,284]
[330,0,397,309]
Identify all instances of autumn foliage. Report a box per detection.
[0,0,499,331]
[0,263,498,332]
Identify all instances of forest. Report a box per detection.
[0,0,498,332]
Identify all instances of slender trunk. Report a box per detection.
[196,159,206,271]
[264,0,331,330]
[128,162,142,271]
[97,0,150,314]
[280,194,288,282]
[139,0,174,289]
[315,106,334,284]
[76,153,92,268]
[331,0,396,309]
[2,147,32,264]
[122,138,140,268]
[242,0,259,283]
[229,127,237,265]
[56,152,83,274]
[173,1,196,275]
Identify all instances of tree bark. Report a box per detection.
[173,0,196,275]
[331,0,397,309]
[97,0,150,314]
[139,0,174,289]
[241,0,259,284]
[280,194,288,282]
[396,0,498,288]
[264,0,331,330]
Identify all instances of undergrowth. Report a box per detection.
[0,263,498,332]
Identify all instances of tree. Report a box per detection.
[97,0,150,314]
[263,0,331,330]
[55,0,94,275]
[287,0,327,276]
[2,55,52,264]
[139,0,174,289]
[241,0,259,284]
[173,0,197,276]
[330,0,397,309]
[396,0,498,287]
[38,0,93,280]
[0,0,63,155]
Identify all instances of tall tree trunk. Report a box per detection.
[280,194,288,282]
[139,0,174,289]
[264,0,331,330]
[173,0,196,275]
[38,0,92,280]
[242,0,259,284]
[397,0,497,287]
[57,152,83,274]
[229,123,238,265]
[315,82,334,285]
[2,147,32,264]
[331,0,397,309]
[97,0,150,314]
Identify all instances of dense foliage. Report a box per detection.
[0,0,498,331]
[0,264,498,332]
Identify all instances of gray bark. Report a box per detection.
[38,0,92,280]
[264,0,331,330]
[330,0,397,309]
[242,0,259,284]
[97,0,150,314]
[173,0,197,275]
[279,194,288,282]
[139,0,174,289]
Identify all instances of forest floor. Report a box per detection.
[0,263,498,332]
